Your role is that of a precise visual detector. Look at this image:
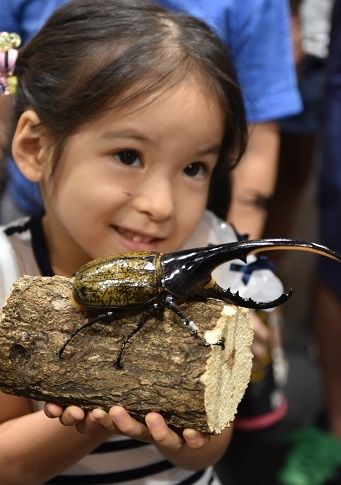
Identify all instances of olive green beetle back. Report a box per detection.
[73,252,162,309]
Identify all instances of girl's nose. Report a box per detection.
[133,178,174,222]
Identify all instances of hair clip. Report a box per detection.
[0,32,21,95]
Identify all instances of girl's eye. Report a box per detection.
[113,150,141,166]
[184,162,209,178]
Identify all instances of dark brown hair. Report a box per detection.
[14,0,247,218]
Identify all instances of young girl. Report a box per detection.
[0,0,286,482]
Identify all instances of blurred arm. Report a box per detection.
[228,122,280,239]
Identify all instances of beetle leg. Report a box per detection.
[164,295,225,349]
[58,311,115,359]
[115,304,159,370]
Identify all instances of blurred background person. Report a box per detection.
[0,0,68,222]
[279,1,341,484]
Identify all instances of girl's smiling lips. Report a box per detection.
[112,225,165,251]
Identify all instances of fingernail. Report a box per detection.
[184,429,197,442]
[109,406,125,422]
[145,413,163,428]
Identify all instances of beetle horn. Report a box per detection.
[161,239,341,308]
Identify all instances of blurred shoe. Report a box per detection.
[278,426,341,485]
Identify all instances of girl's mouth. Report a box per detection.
[113,225,163,250]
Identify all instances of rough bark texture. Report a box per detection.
[0,275,253,433]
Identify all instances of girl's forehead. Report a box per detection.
[105,72,224,120]
[69,74,225,154]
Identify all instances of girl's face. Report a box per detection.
[41,73,225,275]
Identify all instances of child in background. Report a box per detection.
[0,0,287,482]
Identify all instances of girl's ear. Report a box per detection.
[12,110,51,182]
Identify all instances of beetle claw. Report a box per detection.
[224,287,292,309]
[200,283,292,310]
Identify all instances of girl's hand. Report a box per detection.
[44,403,209,451]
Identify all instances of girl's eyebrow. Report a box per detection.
[196,144,221,156]
[101,129,150,142]
[102,129,221,156]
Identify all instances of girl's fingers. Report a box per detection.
[108,407,206,451]
[44,403,86,426]
[91,408,120,433]
[145,412,183,451]
[50,403,209,452]
[183,428,210,449]
[44,402,64,418]
[109,406,151,442]
[75,409,100,433]
[59,405,86,426]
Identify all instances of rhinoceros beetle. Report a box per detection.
[59,238,341,368]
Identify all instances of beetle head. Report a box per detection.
[160,238,341,309]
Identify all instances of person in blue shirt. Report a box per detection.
[157,0,302,239]
[0,0,69,218]
[0,0,68,44]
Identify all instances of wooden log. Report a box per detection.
[0,275,253,434]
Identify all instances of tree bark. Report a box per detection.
[0,275,253,434]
